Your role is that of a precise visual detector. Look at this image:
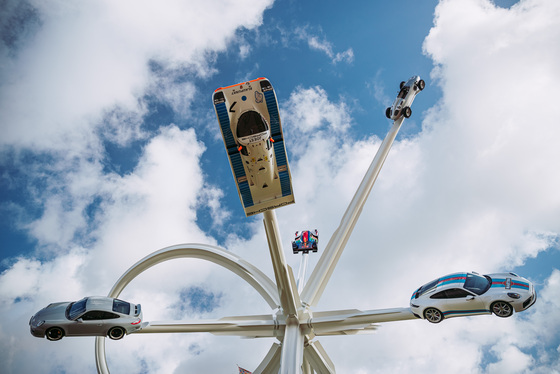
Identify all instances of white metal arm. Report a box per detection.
[301,117,405,308]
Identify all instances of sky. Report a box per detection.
[1,0,559,372]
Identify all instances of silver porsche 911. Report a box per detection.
[29,296,143,341]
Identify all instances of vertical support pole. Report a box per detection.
[301,117,405,307]
[280,317,305,374]
[263,210,305,373]
[297,252,309,294]
[263,210,300,316]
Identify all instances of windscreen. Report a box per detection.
[237,111,268,138]
[67,298,88,320]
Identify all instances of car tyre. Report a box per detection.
[491,301,513,318]
[418,79,426,91]
[424,307,443,323]
[108,327,126,340]
[403,107,412,118]
[385,107,391,119]
[46,327,64,341]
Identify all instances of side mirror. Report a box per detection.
[467,295,476,301]
[76,318,83,323]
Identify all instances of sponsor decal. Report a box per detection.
[246,200,295,216]
[255,91,263,103]
[232,85,253,95]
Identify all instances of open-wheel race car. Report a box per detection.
[292,230,319,254]
[386,75,425,120]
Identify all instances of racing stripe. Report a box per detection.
[491,279,530,289]
[443,309,490,317]
[437,273,466,286]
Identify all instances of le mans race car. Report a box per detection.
[30,296,143,341]
[292,230,319,254]
[410,272,536,323]
[213,78,295,217]
[386,75,425,120]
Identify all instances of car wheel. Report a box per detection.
[46,327,64,341]
[403,107,412,118]
[424,308,443,323]
[491,301,513,318]
[418,79,426,91]
[399,81,405,89]
[108,327,126,340]
[385,107,391,119]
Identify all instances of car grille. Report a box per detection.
[523,295,534,308]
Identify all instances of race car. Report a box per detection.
[292,230,319,254]
[410,272,536,323]
[29,296,143,341]
[385,75,425,120]
[213,78,295,216]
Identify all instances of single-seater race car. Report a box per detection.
[410,272,536,323]
[386,75,425,120]
[213,78,295,216]
[29,296,143,341]
[292,230,319,254]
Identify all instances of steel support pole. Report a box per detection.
[301,117,405,308]
[263,209,305,373]
[297,252,309,294]
[262,210,300,316]
[280,317,305,374]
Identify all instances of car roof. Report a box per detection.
[85,297,115,311]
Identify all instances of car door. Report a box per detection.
[67,310,105,336]
[431,288,487,318]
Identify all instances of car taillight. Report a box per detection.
[131,318,141,325]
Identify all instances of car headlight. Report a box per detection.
[36,320,45,327]
[411,304,420,308]
[507,293,521,299]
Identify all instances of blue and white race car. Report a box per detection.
[386,76,425,120]
[213,78,295,216]
[410,272,536,323]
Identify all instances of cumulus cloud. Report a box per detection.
[282,85,353,138]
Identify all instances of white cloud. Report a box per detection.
[0,0,273,152]
[295,26,354,64]
[282,85,353,139]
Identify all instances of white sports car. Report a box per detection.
[386,75,425,120]
[29,296,143,341]
[410,272,536,323]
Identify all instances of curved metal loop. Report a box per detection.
[95,243,281,374]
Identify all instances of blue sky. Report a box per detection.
[1,0,560,373]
